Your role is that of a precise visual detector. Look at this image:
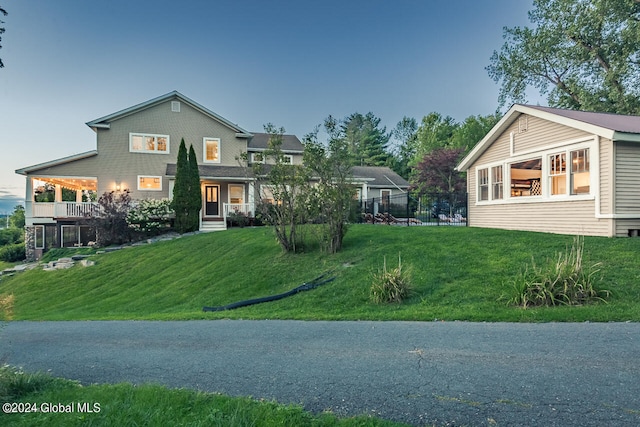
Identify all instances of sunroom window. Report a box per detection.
[549,153,566,195]
[510,158,542,197]
[571,148,590,194]
[492,165,503,200]
[478,168,489,201]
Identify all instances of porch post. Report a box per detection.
[76,189,83,203]
[54,184,62,202]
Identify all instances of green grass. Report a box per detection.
[1,225,640,322]
[0,366,406,427]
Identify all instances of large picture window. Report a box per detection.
[130,133,169,154]
[510,158,542,197]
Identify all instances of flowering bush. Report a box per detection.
[126,199,174,235]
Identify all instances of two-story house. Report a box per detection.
[16,91,409,260]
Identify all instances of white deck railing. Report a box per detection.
[31,202,99,218]
[223,203,253,222]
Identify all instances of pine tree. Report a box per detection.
[187,144,202,231]
[171,139,191,233]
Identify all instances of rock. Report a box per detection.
[80,259,95,267]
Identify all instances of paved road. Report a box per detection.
[2,320,639,426]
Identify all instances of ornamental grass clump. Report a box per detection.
[370,254,412,304]
[507,236,610,308]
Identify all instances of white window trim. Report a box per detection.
[203,138,221,164]
[251,152,266,164]
[475,137,596,205]
[281,154,293,164]
[129,133,170,154]
[228,184,245,205]
[137,175,163,191]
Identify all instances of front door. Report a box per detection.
[205,185,219,216]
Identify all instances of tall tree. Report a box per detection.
[388,116,418,179]
[449,113,502,154]
[171,139,200,233]
[0,6,6,68]
[487,0,640,114]
[413,113,458,164]
[341,112,391,166]
[411,147,466,195]
[187,144,202,230]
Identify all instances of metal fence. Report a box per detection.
[359,192,468,226]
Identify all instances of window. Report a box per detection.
[510,158,542,197]
[549,153,566,195]
[251,153,265,164]
[281,155,293,164]
[229,184,244,204]
[260,185,275,204]
[478,168,489,201]
[571,148,590,194]
[138,176,162,191]
[35,225,45,249]
[492,166,503,200]
[130,133,169,154]
[204,138,220,163]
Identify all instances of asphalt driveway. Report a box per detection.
[2,320,639,426]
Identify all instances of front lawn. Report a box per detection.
[1,225,639,322]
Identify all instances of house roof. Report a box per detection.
[86,91,253,137]
[457,104,640,171]
[165,164,253,180]
[351,166,409,189]
[15,150,98,175]
[247,132,304,153]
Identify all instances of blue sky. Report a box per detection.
[0,0,538,212]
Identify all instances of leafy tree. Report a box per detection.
[8,205,24,229]
[388,116,418,179]
[341,112,391,166]
[487,0,640,114]
[304,118,355,254]
[171,139,201,233]
[411,148,466,195]
[0,6,6,68]
[413,113,458,164]
[254,124,311,253]
[450,113,502,154]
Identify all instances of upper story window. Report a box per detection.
[251,152,265,164]
[204,138,220,163]
[281,154,293,164]
[130,133,169,154]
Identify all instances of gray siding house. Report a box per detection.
[16,91,408,259]
[456,104,640,237]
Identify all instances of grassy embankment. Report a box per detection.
[1,224,639,322]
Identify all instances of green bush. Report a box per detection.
[0,228,22,246]
[370,254,412,304]
[0,243,26,262]
[505,236,610,308]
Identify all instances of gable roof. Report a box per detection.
[85,91,252,137]
[248,133,304,153]
[352,166,409,189]
[457,104,640,171]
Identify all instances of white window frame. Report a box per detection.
[129,133,170,154]
[474,136,596,205]
[281,154,293,164]
[251,152,266,164]
[228,184,245,205]
[477,168,489,201]
[203,138,221,164]
[137,175,163,191]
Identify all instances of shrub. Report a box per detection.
[0,228,22,246]
[0,243,25,262]
[505,235,610,308]
[91,190,134,246]
[127,198,173,235]
[370,254,412,304]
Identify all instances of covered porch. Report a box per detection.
[25,176,99,221]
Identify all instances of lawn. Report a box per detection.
[1,224,639,322]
